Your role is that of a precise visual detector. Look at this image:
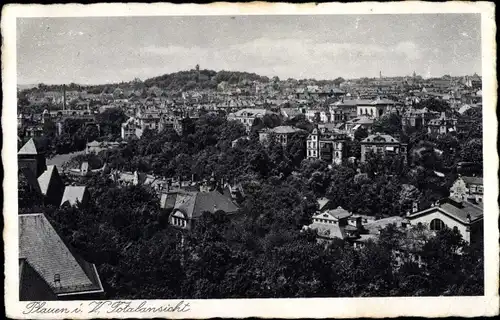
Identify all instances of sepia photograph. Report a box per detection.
[3,2,498,319]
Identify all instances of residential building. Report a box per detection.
[259,125,304,146]
[227,108,269,132]
[19,213,104,300]
[406,197,483,244]
[356,98,398,119]
[427,112,457,135]
[344,116,374,137]
[449,175,483,204]
[360,133,408,163]
[401,107,440,129]
[160,190,239,230]
[121,117,138,140]
[303,206,363,243]
[307,127,348,165]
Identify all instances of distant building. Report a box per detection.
[306,127,347,165]
[19,213,104,300]
[427,112,457,135]
[356,98,398,119]
[258,126,304,146]
[360,133,407,163]
[121,117,138,140]
[303,206,363,243]
[406,198,483,244]
[449,175,483,204]
[227,108,269,132]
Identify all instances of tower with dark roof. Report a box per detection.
[18,138,46,178]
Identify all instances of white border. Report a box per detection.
[2,2,498,319]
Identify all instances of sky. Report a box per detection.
[17,14,481,85]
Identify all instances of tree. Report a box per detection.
[414,98,450,113]
[372,113,402,136]
[97,108,127,137]
[354,127,369,141]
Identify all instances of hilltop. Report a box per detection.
[19,69,274,95]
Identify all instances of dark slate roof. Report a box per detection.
[19,214,104,296]
[164,190,239,219]
[313,206,352,220]
[19,258,58,301]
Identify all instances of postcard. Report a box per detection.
[2,2,498,319]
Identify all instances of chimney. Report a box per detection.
[412,201,419,213]
[467,213,471,224]
[62,84,66,111]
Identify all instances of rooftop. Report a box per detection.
[18,138,40,155]
[60,186,88,206]
[19,213,103,296]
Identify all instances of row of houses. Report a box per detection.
[303,175,484,257]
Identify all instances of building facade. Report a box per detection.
[360,133,407,163]
[306,128,348,165]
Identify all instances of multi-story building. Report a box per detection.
[360,133,407,163]
[401,107,440,129]
[356,98,399,119]
[449,175,483,204]
[427,112,457,135]
[258,125,305,146]
[306,127,348,165]
[121,117,138,140]
[303,206,363,244]
[227,108,269,132]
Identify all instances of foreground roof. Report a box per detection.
[19,213,103,296]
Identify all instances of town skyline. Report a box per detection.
[17,14,481,85]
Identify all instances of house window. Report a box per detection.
[430,218,446,231]
[453,226,459,233]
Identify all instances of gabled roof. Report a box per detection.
[308,221,347,240]
[361,133,400,144]
[37,165,58,195]
[18,138,39,155]
[317,197,331,211]
[87,140,101,147]
[460,176,483,186]
[165,190,239,219]
[270,126,303,134]
[60,186,87,206]
[19,214,103,296]
[313,206,352,220]
[407,198,483,224]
